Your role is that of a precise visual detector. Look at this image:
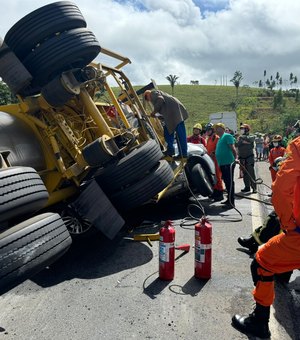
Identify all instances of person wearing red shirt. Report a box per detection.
[268,135,286,182]
[187,123,206,146]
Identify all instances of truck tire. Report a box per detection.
[0,40,32,95]
[23,28,101,87]
[0,167,49,223]
[95,140,163,194]
[4,1,87,60]
[187,163,214,197]
[110,160,174,211]
[0,212,72,293]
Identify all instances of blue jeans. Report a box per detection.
[164,121,188,157]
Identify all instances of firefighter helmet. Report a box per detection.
[193,123,202,130]
[272,134,282,142]
[273,156,285,171]
[240,123,250,130]
[205,122,214,131]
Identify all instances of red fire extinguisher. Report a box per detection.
[159,220,175,280]
[195,217,212,279]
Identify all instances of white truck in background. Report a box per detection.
[209,111,238,133]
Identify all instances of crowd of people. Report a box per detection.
[144,89,299,339]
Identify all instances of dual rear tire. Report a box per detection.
[0,167,72,293]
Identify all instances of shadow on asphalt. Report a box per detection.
[31,233,154,288]
[143,275,209,300]
[30,196,192,289]
[30,194,243,290]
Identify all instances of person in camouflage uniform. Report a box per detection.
[237,124,257,193]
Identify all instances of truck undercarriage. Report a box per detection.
[0,1,216,293]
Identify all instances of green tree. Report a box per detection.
[0,81,17,105]
[273,88,284,109]
[230,71,243,98]
[290,73,294,88]
[166,74,179,96]
[266,79,276,91]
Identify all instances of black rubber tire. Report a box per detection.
[0,212,72,293]
[23,28,101,87]
[0,42,32,95]
[110,160,174,211]
[189,163,214,197]
[4,1,87,60]
[0,167,49,223]
[187,154,216,186]
[95,140,163,194]
[41,75,75,107]
[82,137,116,168]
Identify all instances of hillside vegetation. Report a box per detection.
[135,84,300,136]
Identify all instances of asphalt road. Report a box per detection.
[0,160,298,340]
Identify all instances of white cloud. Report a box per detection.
[1,0,300,87]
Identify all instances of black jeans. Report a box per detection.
[220,163,235,204]
[239,155,256,190]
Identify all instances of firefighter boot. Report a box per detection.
[232,303,271,339]
[237,235,258,254]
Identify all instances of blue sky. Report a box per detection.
[1,0,300,87]
[194,0,229,13]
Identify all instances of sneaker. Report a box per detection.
[241,187,251,192]
[252,189,257,194]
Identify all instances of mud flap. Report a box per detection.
[72,180,125,240]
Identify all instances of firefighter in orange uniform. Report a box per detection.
[232,135,300,339]
[268,134,286,182]
[205,123,224,201]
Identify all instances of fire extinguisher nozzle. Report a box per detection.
[175,244,190,252]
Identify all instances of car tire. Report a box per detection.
[189,163,214,197]
[0,212,72,293]
[0,167,49,223]
[95,140,163,194]
[4,1,87,60]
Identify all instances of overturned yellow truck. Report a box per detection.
[0,2,216,292]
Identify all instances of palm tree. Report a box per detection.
[166,74,179,96]
[230,71,243,99]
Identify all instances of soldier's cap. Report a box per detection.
[213,123,226,130]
